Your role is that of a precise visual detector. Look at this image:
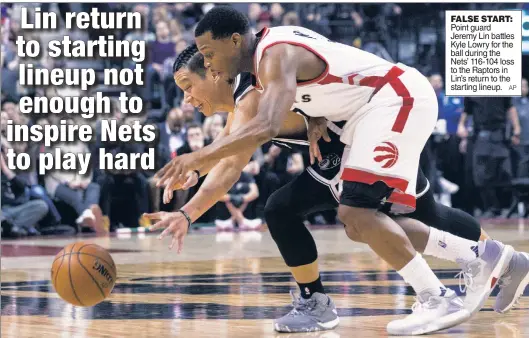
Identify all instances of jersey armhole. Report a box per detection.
[253,40,331,89]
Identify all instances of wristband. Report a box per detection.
[177,209,192,229]
[193,169,200,178]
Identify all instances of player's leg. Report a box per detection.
[265,170,339,332]
[339,70,471,335]
[404,169,529,314]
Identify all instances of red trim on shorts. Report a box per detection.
[341,168,416,211]
[341,167,409,192]
[388,191,416,210]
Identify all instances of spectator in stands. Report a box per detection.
[203,114,226,143]
[248,4,263,28]
[9,138,63,228]
[458,97,521,217]
[177,123,207,155]
[282,11,301,26]
[151,5,171,30]
[150,107,186,211]
[269,3,285,26]
[512,78,529,177]
[124,12,155,43]
[1,99,17,121]
[172,3,205,31]
[44,119,105,233]
[256,11,272,32]
[159,107,187,161]
[163,39,189,108]
[262,144,302,187]
[97,116,150,229]
[215,171,261,231]
[181,102,198,124]
[1,39,18,100]
[146,21,176,104]
[172,123,211,214]
[1,150,47,237]
[429,74,463,207]
[169,19,184,42]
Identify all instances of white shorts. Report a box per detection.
[339,63,438,213]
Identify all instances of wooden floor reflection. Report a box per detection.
[2,220,529,337]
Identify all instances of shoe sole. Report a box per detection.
[274,316,340,333]
[495,253,529,314]
[468,244,515,315]
[387,309,471,336]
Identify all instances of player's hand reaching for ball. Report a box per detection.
[155,153,201,202]
[160,170,200,205]
[143,211,191,253]
[307,117,331,164]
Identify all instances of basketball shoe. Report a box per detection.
[386,288,470,335]
[456,239,514,315]
[494,251,529,313]
[274,291,339,333]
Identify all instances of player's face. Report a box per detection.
[196,32,242,80]
[174,68,233,117]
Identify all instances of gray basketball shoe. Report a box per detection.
[274,291,339,333]
[457,239,514,315]
[494,251,529,313]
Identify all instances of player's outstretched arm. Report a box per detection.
[160,112,236,193]
[154,45,300,188]
[145,91,263,250]
[196,44,299,161]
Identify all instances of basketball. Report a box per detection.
[51,242,117,307]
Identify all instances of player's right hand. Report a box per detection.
[307,117,331,165]
[144,211,190,253]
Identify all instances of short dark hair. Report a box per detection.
[186,122,203,133]
[173,44,207,78]
[195,6,250,39]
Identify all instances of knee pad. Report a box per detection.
[340,181,393,209]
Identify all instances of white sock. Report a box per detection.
[398,252,446,296]
[424,227,479,265]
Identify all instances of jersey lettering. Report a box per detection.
[293,30,316,39]
[302,94,312,102]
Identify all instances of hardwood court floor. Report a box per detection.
[2,220,529,338]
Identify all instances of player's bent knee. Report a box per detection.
[264,197,282,225]
[344,222,363,242]
[338,205,373,243]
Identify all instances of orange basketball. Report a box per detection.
[51,242,117,307]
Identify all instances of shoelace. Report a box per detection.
[410,296,440,314]
[288,290,318,316]
[456,269,475,293]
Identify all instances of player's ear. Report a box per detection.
[231,33,242,47]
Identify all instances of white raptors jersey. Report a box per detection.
[253,26,397,122]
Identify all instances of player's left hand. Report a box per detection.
[155,152,200,190]
[161,170,200,204]
[144,211,190,253]
[307,117,331,165]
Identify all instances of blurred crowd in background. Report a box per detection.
[2,3,529,239]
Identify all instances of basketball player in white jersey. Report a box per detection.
[153,7,518,335]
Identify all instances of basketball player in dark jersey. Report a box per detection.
[145,45,529,334]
